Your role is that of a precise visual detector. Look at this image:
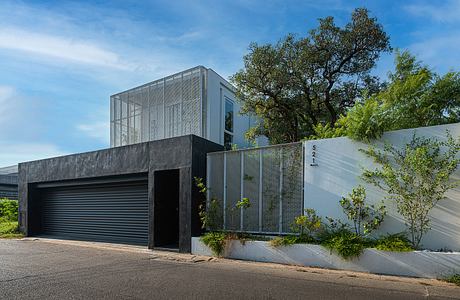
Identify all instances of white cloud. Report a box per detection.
[0,28,133,70]
[0,85,14,101]
[409,34,460,72]
[76,121,110,144]
[405,1,460,23]
[0,142,66,166]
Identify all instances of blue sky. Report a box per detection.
[0,0,459,166]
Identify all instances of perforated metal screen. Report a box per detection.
[207,143,303,234]
[110,67,205,147]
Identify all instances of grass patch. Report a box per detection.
[0,221,23,238]
[374,233,414,252]
[442,274,460,286]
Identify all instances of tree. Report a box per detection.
[231,8,391,144]
[339,185,386,237]
[361,133,460,248]
[313,50,460,141]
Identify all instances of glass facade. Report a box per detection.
[110,67,205,147]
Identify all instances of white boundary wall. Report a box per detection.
[303,123,460,251]
[192,238,460,278]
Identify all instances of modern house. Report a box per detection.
[0,165,18,200]
[18,66,259,253]
[110,66,263,150]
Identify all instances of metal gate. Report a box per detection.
[39,180,149,246]
[207,142,304,234]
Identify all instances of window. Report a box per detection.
[224,132,233,150]
[225,99,233,133]
[224,98,234,150]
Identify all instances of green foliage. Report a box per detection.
[0,199,18,222]
[374,233,414,252]
[343,99,385,141]
[321,230,369,259]
[339,186,386,236]
[309,118,348,140]
[361,133,460,248]
[194,177,222,231]
[201,232,227,256]
[442,274,460,286]
[270,234,315,247]
[292,208,322,237]
[231,8,390,143]
[317,50,460,141]
[0,221,22,238]
[236,197,251,209]
[199,198,222,231]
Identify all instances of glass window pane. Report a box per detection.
[225,99,233,133]
[224,132,233,150]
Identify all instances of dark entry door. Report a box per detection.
[40,180,149,246]
[154,169,180,249]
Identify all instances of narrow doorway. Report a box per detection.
[154,169,180,250]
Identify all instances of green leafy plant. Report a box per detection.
[0,199,18,222]
[339,185,386,237]
[442,274,460,286]
[243,174,254,181]
[362,133,460,248]
[321,230,370,259]
[201,232,255,256]
[292,208,322,238]
[194,177,222,231]
[0,221,22,238]
[374,233,414,252]
[236,197,251,209]
[270,234,316,247]
[201,232,227,256]
[194,177,207,194]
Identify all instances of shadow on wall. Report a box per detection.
[304,123,460,251]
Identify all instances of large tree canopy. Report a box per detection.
[231,8,391,144]
[314,50,460,141]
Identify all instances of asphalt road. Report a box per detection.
[0,239,459,300]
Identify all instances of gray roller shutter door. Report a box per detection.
[40,180,149,246]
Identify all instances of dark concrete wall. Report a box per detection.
[0,174,18,200]
[18,135,223,253]
[0,184,18,200]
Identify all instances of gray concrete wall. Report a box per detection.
[18,135,223,253]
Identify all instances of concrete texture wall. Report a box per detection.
[192,238,460,278]
[303,123,460,251]
[18,135,223,253]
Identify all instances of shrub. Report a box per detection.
[270,235,316,248]
[201,231,254,256]
[339,185,386,237]
[321,230,370,259]
[443,274,460,286]
[374,233,414,252]
[201,232,227,256]
[0,199,18,222]
[291,208,322,238]
[0,221,22,238]
[362,133,460,248]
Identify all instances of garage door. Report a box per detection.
[39,180,149,246]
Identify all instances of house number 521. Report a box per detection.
[310,145,318,167]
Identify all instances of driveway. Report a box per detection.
[0,239,458,299]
